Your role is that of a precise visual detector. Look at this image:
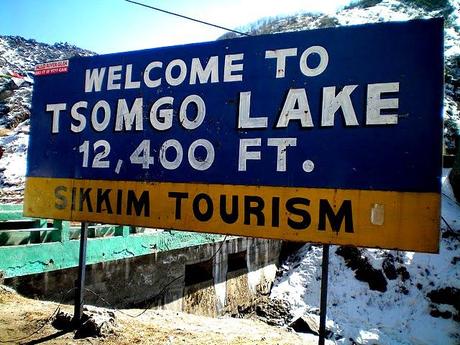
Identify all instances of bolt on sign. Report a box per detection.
[24,19,443,253]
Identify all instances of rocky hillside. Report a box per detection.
[0,36,94,202]
[0,36,94,129]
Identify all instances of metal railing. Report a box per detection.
[0,204,225,279]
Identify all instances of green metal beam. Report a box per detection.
[0,230,226,278]
[0,204,227,278]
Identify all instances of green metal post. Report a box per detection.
[54,220,70,243]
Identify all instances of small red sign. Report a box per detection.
[35,60,69,76]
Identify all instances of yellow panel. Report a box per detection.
[24,177,440,253]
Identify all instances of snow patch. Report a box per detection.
[271,183,460,344]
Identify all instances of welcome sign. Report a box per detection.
[24,19,443,252]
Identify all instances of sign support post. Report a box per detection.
[318,244,330,345]
[73,222,88,326]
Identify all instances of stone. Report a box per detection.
[0,90,13,101]
[382,254,397,280]
[289,314,320,335]
[336,246,388,292]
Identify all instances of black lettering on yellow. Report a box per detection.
[286,197,311,230]
[193,193,213,221]
[244,195,265,226]
[96,188,112,214]
[71,187,76,211]
[220,195,238,224]
[168,192,189,219]
[116,189,123,215]
[127,190,150,217]
[79,188,93,212]
[272,196,280,227]
[318,199,353,233]
[54,186,67,210]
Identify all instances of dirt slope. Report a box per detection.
[0,286,317,345]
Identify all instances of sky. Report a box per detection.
[1,0,352,54]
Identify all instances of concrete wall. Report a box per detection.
[6,237,281,316]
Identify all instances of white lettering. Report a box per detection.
[276,88,313,128]
[238,138,261,171]
[322,85,359,126]
[190,56,219,84]
[46,103,66,133]
[150,96,173,130]
[160,139,183,170]
[91,100,111,132]
[85,67,106,92]
[366,82,399,125]
[238,91,268,129]
[179,95,206,130]
[165,59,187,86]
[107,65,122,90]
[115,98,143,131]
[188,139,215,171]
[224,53,244,82]
[125,64,141,89]
[265,48,297,78]
[267,138,297,172]
[71,101,87,133]
[144,61,162,88]
[299,46,328,77]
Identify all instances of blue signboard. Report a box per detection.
[24,19,443,252]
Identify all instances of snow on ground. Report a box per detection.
[271,173,460,344]
[0,122,29,202]
[0,35,94,203]
[336,0,420,25]
[265,5,460,339]
[335,0,460,58]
